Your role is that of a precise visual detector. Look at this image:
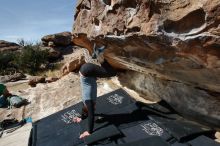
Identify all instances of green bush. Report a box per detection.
[15,44,49,74]
[0,40,50,75]
[0,52,17,75]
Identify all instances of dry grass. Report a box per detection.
[36,63,64,78]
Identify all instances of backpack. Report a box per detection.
[7,95,27,108]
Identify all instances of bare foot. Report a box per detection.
[79,131,90,139]
[72,117,82,123]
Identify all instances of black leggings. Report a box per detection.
[79,60,116,133]
[79,60,117,78]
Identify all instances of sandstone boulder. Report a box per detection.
[45,77,59,83]
[0,73,26,83]
[28,76,46,87]
[73,0,220,129]
[41,31,72,46]
[0,40,21,52]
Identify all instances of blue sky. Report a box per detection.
[0,0,76,42]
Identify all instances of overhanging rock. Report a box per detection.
[72,0,220,129]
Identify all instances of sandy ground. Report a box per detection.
[5,80,29,93]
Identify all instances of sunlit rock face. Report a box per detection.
[72,0,220,129]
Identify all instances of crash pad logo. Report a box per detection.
[61,109,81,124]
[107,94,124,105]
[141,122,164,136]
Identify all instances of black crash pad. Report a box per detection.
[95,88,135,114]
[31,88,217,146]
[188,135,220,146]
[32,102,84,146]
[117,136,170,146]
[31,89,136,146]
[149,115,213,142]
[171,142,188,146]
[121,120,172,143]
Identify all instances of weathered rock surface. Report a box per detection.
[41,31,72,46]
[0,73,26,83]
[0,40,21,52]
[73,0,220,129]
[41,32,76,60]
[61,48,85,76]
[0,73,119,122]
[28,76,46,87]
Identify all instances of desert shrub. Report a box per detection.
[15,44,49,74]
[0,40,50,75]
[0,52,17,75]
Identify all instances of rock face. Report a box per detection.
[0,40,21,52]
[72,0,220,129]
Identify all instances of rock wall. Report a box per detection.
[72,0,220,129]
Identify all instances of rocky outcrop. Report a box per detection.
[72,0,220,129]
[27,76,59,87]
[0,73,26,83]
[41,32,72,46]
[0,40,21,52]
[28,76,46,87]
[41,32,75,61]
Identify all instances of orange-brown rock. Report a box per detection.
[72,33,94,55]
[28,76,46,87]
[61,48,85,76]
[72,0,220,129]
[45,77,59,83]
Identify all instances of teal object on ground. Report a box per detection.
[0,84,6,95]
[25,117,32,123]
